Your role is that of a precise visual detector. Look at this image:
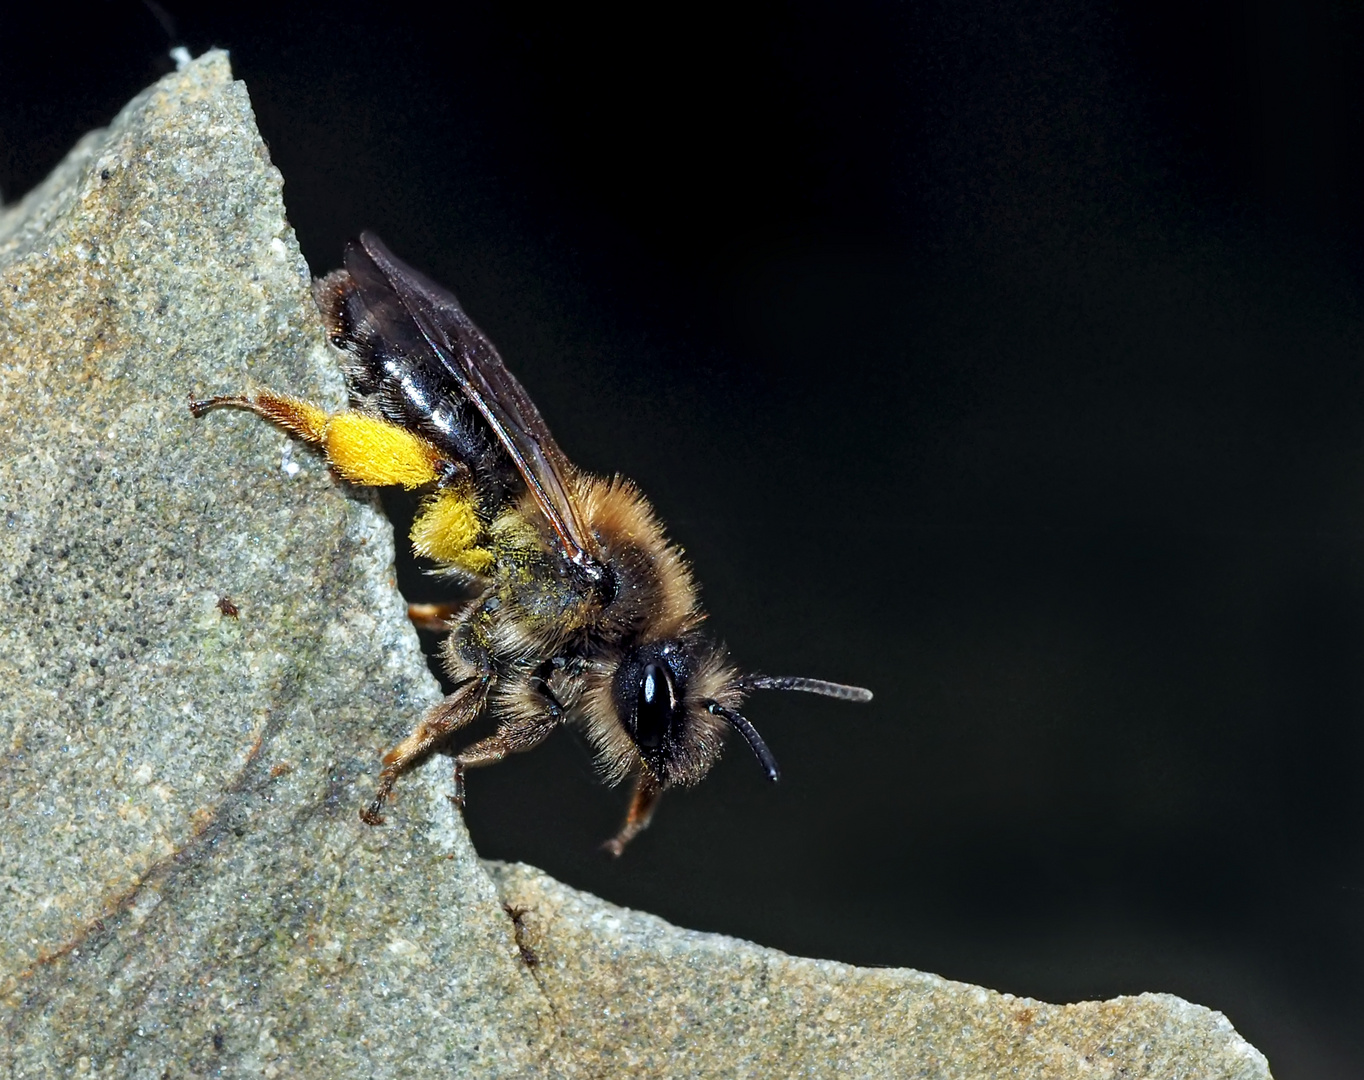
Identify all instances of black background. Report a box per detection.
[4,3,1363,1076]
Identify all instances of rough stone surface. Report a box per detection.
[0,52,1272,1079]
[490,863,1272,1079]
[0,52,548,1078]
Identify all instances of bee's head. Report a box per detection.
[595,635,872,788]
[607,635,737,786]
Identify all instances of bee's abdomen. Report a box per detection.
[315,270,518,504]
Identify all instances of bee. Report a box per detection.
[192,233,871,854]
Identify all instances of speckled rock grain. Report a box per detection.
[0,52,1272,1080]
[0,51,549,1078]
[490,862,1272,1080]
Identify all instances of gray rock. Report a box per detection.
[490,862,1272,1079]
[0,50,548,1078]
[0,52,1271,1079]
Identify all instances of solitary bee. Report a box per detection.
[193,234,871,854]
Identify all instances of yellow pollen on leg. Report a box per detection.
[411,488,495,575]
[322,412,443,489]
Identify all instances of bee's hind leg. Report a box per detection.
[190,390,445,491]
[189,391,332,446]
[361,676,488,825]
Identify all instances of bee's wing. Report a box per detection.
[346,232,597,566]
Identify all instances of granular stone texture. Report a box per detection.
[0,51,549,1077]
[0,51,1272,1079]
[488,862,1272,1079]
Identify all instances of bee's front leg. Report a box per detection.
[602,772,663,858]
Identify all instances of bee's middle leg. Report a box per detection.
[450,710,561,810]
[361,676,489,825]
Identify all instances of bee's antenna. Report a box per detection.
[739,675,873,703]
[706,702,781,782]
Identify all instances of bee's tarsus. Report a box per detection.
[359,801,387,827]
[361,767,399,825]
[450,762,467,811]
[604,772,663,856]
[188,393,244,418]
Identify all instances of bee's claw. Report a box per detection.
[449,762,467,812]
[360,770,398,826]
[359,805,386,826]
[188,393,247,418]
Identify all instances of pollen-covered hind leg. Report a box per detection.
[190,390,444,489]
[361,676,489,825]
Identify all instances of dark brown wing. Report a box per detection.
[346,232,598,567]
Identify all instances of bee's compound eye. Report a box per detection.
[635,662,677,749]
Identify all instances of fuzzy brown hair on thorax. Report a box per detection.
[572,474,701,643]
